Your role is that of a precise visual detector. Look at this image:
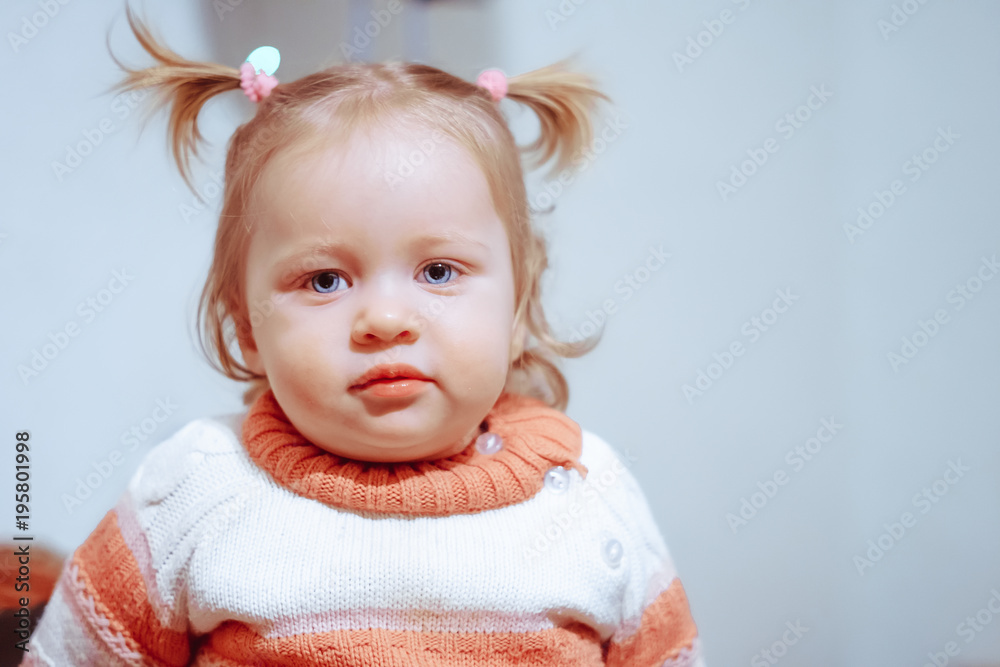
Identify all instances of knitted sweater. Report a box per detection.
[23,391,705,666]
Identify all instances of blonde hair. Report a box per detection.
[108,4,610,411]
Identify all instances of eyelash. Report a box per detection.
[302,262,463,294]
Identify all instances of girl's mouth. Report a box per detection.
[354,377,432,399]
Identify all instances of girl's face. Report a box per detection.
[238,125,519,463]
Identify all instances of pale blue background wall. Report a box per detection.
[4,1,999,665]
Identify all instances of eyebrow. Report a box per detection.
[411,231,490,251]
[276,231,490,270]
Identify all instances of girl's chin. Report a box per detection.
[311,438,456,464]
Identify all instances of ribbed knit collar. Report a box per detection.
[241,390,588,516]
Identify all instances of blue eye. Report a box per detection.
[423,263,455,285]
[310,271,343,293]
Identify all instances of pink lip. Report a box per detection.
[355,377,431,399]
[350,363,432,390]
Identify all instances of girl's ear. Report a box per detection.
[235,316,265,376]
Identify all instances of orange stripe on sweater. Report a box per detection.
[193,620,606,666]
[72,508,190,666]
[606,577,699,667]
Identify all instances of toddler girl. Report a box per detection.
[24,6,705,666]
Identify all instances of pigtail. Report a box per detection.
[104,3,245,193]
[488,59,610,411]
[505,58,612,180]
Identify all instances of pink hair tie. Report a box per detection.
[476,69,507,103]
[240,61,278,102]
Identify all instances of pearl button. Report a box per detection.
[544,466,570,493]
[475,432,503,455]
[602,538,623,568]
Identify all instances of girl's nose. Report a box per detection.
[350,281,421,345]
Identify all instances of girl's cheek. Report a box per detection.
[268,305,315,339]
[272,346,320,390]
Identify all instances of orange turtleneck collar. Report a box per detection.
[240,390,588,516]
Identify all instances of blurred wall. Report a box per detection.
[4,1,999,665]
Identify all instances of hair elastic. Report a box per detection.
[476,69,507,103]
[241,46,280,102]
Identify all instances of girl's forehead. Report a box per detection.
[248,129,505,251]
[259,130,483,208]
[280,122,463,169]
[257,127,477,202]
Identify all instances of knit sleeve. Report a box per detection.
[594,439,707,667]
[20,417,238,666]
[20,503,192,666]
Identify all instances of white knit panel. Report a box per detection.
[123,414,260,628]
[123,412,661,646]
